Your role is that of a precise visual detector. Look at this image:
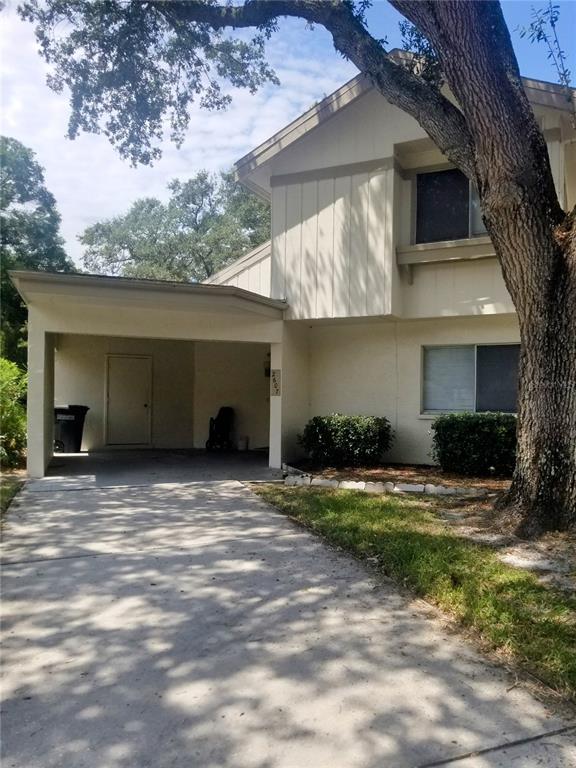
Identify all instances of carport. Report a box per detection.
[10,271,296,478]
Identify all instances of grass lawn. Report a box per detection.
[254,485,576,700]
[0,474,24,516]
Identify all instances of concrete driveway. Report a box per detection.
[1,459,575,767]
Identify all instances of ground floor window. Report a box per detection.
[422,343,520,414]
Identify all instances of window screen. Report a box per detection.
[416,169,469,243]
[476,344,519,412]
[423,346,475,412]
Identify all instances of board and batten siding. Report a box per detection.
[271,165,398,320]
[231,255,271,296]
[206,241,272,297]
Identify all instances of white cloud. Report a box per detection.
[0,7,355,265]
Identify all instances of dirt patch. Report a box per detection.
[292,461,511,493]
[429,495,576,593]
[1,468,27,484]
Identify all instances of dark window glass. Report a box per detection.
[416,169,470,243]
[476,344,520,413]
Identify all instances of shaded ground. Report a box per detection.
[292,461,511,493]
[42,449,280,489]
[430,495,576,593]
[255,485,576,698]
[1,461,574,767]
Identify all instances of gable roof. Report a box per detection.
[234,67,575,197]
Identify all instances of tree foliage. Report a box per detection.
[0,357,27,468]
[518,2,571,90]
[299,413,394,468]
[398,20,442,87]
[80,170,270,281]
[20,0,278,166]
[0,136,73,366]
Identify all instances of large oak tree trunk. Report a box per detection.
[467,55,576,534]
[500,265,576,534]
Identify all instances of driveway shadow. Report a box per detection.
[1,481,574,768]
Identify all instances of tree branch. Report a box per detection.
[152,0,475,176]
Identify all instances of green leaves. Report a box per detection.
[80,169,270,281]
[0,357,27,468]
[0,136,73,366]
[431,412,517,477]
[20,0,278,165]
[517,2,571,90]
[299,413,394,468]
[398,20,442,88]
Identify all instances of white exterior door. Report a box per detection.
[106,355,152,445]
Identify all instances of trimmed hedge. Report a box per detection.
[431,412,516,476]
[299,413,394,468]
[0,357,27,468]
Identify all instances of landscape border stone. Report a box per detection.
[282,465,489,498]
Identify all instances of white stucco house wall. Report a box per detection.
[11,72,576,478]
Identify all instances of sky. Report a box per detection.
[1,0,575,265]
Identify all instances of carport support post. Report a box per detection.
[268,342,282,468]
[27,312,54,478]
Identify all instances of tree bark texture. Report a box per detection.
[163,0,576,532]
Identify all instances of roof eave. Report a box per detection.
[9,270,287,317]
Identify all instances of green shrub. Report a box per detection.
[0,357,27,468]
[299,413,394,467]
[431,412,516,476]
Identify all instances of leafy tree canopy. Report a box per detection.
[20,0,278,166]
[0,136,73,366]
[80,170,270,281]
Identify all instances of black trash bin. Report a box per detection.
[54,405,89,453]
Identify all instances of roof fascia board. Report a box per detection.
[9,270,286,317]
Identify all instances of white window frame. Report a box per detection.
[420,343,519,416]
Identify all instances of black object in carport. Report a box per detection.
[54,405,90,453]
[206,406,235,452]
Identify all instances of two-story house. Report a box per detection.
[12,72,575,478]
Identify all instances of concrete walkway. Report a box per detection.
[1,469,574,767]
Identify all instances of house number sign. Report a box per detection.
[270,369,281,396]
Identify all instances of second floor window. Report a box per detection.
[416,168,487,244]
